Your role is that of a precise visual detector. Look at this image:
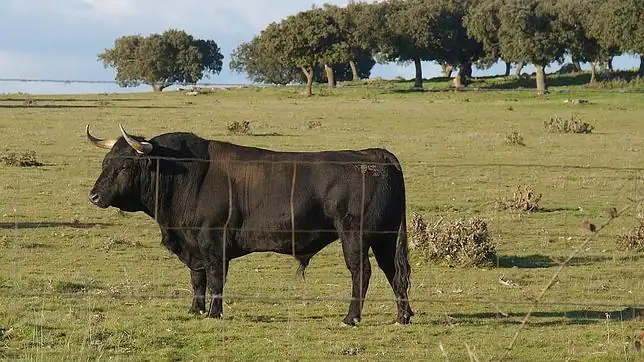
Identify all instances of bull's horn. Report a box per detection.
[86,124,117,150]
[119,124,153,155]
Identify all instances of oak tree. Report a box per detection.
[98,29,223,92]
[497,0,568,94]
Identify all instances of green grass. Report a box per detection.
[1,77,643,361]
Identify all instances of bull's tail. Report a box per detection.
[393,212,411,301]
[379,148,413,321]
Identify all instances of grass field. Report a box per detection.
[1,75,643,361]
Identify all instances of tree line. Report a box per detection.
[99,0,644,95]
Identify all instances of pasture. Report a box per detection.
[1,78,643,361]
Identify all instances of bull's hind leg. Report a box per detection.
[371,239,414,324]
[339,231,372,326]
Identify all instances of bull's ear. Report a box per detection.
[119,124,154,155]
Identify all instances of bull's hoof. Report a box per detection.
[205,311,223,319]
[342,316,360,326]
[188,307,206,315]
[395,314,413,325]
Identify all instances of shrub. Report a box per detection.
[544,114,594,134]
[496,184,542,212]
[101,236,143,251]
[227,120,251,135]
[305,120,323,130]
[617,220,644,252]
[1,150,43,167]
[409,212,496,267]
[505,131,525,146]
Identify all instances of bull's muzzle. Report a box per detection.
[88,191,107,208]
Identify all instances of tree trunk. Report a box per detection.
[453,62,472,89]
[464,62,472,78]
[324,64,336,88]
[441,63,453,78]
[504,61,511,77]
[639,55,644,77]
[301,66,313,96]
[608,57,613,71]
[413,57,423,88]
[535,64,547,95]
[453,73,462,89]
[589,62,597,84]
[151,84,165,92]
[349,60,359,82]
[515,61,524,77]
[572,60,582,73]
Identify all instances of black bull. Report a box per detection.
[86,125,414,325]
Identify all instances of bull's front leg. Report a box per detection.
[205,259,229,318]
[197,224,232,319]
[160,228,207,315]
[189,269,207,315]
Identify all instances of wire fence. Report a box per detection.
[2,152,644,358]
[2,76,644,95]
[0,77,255,88]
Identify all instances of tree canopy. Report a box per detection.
[591,0,644,76]
[465,0,505,67]
[322,2,381,81]
[495,0,569,94]
[276,7,345,95]
[98,29,223,92]
[100,1,644,96]
[376,0,443,88]
[229,25,300,85]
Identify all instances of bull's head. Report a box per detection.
[86,124,154,212]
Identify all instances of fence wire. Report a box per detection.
[1,155,643,359]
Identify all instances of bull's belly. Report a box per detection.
[236,229,339,255]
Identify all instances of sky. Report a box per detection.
[0,0,640,95]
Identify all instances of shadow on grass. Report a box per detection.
[389,88,450,94]
[0,97,151,102]
[247,132,291,137]
[0,221,112,229]
[476,74,592,90]
[445,307,643,326]
[0,104,179,109]
[474,70,642,90]
[497,254,554,268]
[244,314,330,323]
[495,254,630,268]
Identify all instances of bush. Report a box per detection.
[101,236,143,251]
[617,220,644,252]
[304,120,323,130]
[496,184,542,212]
[1,150,43,167]
[505,131,525,146]
[227,120,251,135]
[409,212,496,267]
[544,114,594,134]
[585,72,644,89]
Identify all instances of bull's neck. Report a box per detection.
[139,162,204,228]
